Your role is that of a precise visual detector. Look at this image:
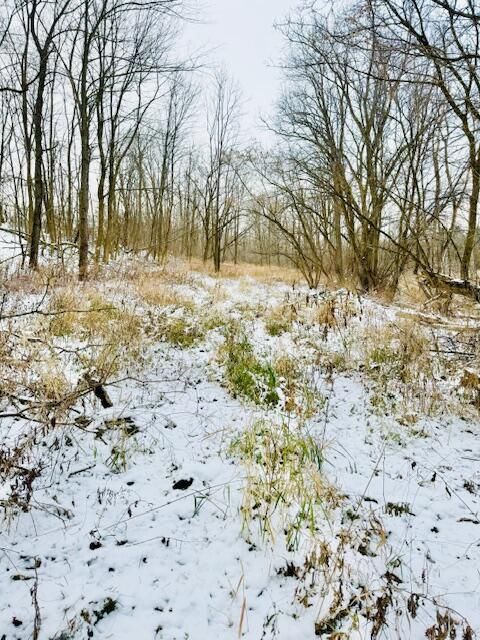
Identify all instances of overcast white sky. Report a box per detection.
[183,0,298,142]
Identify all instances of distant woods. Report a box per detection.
[262,0,480,295]
[1,0,480,296]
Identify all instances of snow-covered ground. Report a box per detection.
[0,261,479,639]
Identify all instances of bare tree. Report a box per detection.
[371,0,480,281]
[203,71,241,272]
[25,0,76,269]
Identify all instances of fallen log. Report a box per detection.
[422,271,480,303]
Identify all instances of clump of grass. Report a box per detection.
[146,315,204,348]
[274,354,300,412]
[219,329,279,406]
[31,359,72,405]
[303,293,357,330]
[274,354,299,382]
[365,321,431,385]
[361,319,444,419]
[319,351,350,375]
[264,303,296,336]
[206,281,229,303]
[385,501,413,517]
[79,596,118,626]
[165,318,202,347]
[200,310,228,333]
[106,431,137,473]
[47,290,126,339]
[235,301,266,321]
[45,289,146,386]
[48,289,82,336]
[81,293,120,336]
[274,355,325,418]
[219,330,325,414]
[458,368,480,408]
[135,278,195,310]
[93,597,117,623]
[78,343,123,381]
[230,419,339,549]
[315,298,337,327]
[265,316,290,336]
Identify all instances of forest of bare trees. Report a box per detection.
[3,4,480,637]
[1,0,480,297]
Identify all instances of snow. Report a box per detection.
[0,265,479,638]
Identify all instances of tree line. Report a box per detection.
[1,0,480,298]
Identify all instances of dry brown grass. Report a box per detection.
[42,287,145,380]
[314,298,337,327]
[134,277,195,309]
[458,368,480,409]
[359,318,446,420]
[1,264,81,296]
[47,288,119,337]
[2,273,49,295]
[264,303,297,335]
[186,258,302,285]
[203,280,229,303]
[31,359,73,410]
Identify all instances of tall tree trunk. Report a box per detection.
[333,200,343,279]
[462,147,480,280]
[29,57,47,269]
[78,3,90,281]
